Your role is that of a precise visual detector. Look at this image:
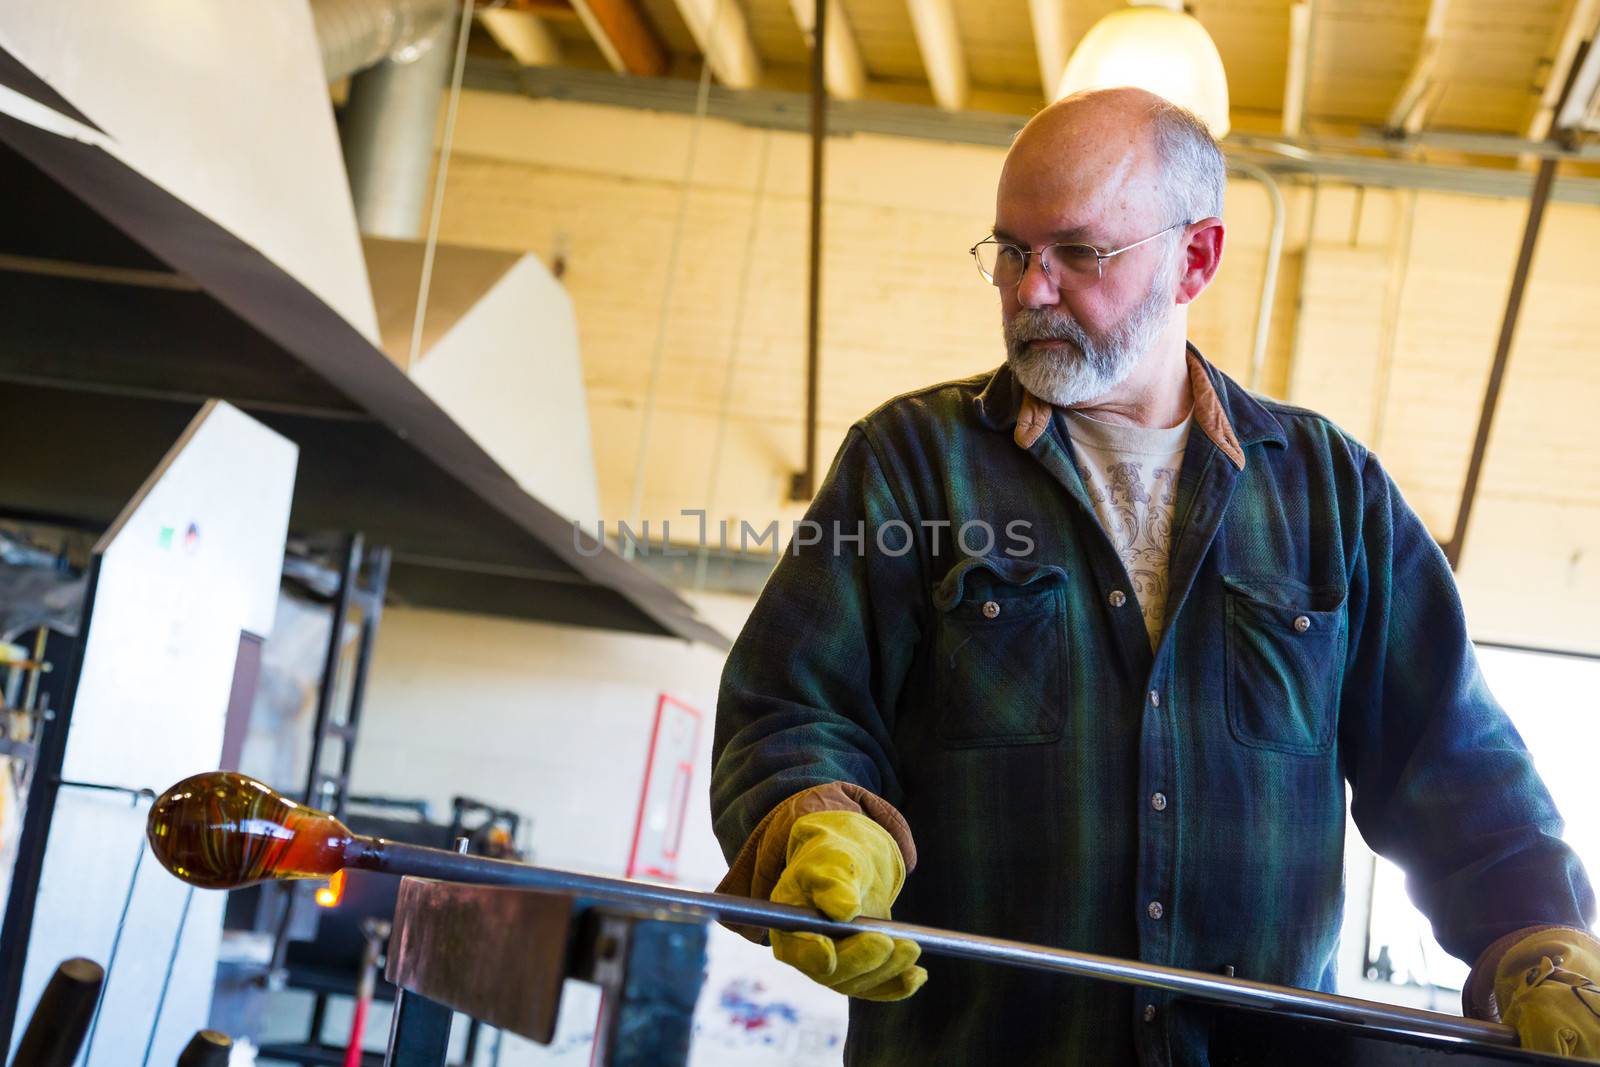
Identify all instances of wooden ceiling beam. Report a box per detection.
[789,0,866,100]
[1282,0,1313,135]
[669,0,764,88]
[478,9,564,66]
[495,0,580,19]
[906,0,968,111]
[1026,0,1071,103]
[569,0,670,78]
[1527,0,1600,140]
[1554,39,1600,133]
[1384,0,1449,135]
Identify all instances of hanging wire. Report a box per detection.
[694,131,773,590]
[139,885,195,1067]
[407,0,477,370]
[78,790,153,1067]
[622,0,728,560]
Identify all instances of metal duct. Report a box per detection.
[341,30,455,238]
[312,0,455,83]
[312,0,462,238]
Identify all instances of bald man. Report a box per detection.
[710,89,1597,1065]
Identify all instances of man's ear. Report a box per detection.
[1175,217,1225,305]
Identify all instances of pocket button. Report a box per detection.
[1293,614,1311,633]
[981,600,1001,619]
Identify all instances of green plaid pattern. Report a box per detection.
[710,351,1594,1066]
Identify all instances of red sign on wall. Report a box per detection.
[625,694,703,882]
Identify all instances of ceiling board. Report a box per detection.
[952,0,1039,95]
[842,0,929,80]
[637,0,702,56]
[743,0,811,67]
[1193,0,1293,115]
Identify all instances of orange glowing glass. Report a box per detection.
[146,771,357,890]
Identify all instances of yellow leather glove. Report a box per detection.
[768,810,927,1001]
[1495,928,1600,1058]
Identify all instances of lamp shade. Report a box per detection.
[1056,3,1231,137]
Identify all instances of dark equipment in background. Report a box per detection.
[174,1030,233,1067]
[242,796,526,1067]
[8,957,102,1067]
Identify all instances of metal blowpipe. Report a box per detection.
[146,771,1517,1049]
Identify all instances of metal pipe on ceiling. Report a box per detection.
[1369,190,1418,453]
[1228,160,1286,395]
[1445,155,1556,571]
[1554,29,1600,135]
[792,0,827,501]
[1446,39,1592,570]
[464,62,1600,205]
[1281,177,1320,406]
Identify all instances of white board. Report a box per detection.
[0,4,380,343]
[12,401,297,1066]
[408,251,602,525]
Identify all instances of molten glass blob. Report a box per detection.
[146,771,357,889]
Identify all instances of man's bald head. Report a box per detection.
[989,88,1227,416]
[998,88,1224,240]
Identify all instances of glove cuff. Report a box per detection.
[715,781,916,942]
[1464,925,1600,1020]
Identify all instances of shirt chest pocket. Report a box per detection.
[931,556,1068,748]
[1223,575,1348,756]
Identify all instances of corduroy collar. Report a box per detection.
[972,342,1286,470]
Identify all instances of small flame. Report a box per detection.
[314,869,346,907]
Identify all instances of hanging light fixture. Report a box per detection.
[1056,0,1231,137]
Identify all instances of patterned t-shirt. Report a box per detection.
[1063,409,1192,649]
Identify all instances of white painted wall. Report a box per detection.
[346,593,850,1064]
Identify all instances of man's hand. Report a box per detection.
[768,810,927,1001]
[1495,928,1600,1058]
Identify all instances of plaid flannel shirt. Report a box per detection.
[710,347,1594,1066]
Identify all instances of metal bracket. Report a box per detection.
[384,878,708,1067]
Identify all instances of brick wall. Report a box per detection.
[432,90,1599,652]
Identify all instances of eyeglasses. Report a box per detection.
[969,220,1189,292]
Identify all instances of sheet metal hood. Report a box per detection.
[0,50,726,648]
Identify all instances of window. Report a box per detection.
[1359,644,1600,997]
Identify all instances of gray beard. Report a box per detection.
[1004,270,1175,407]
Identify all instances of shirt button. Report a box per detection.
[1149,690,1160,708]
[1293,614,1311,633]
[981,600,1001,619]
[1151,792,1168,812]
[1143,1004,1157,1024]
[1148,900,1164,920]
[1109,590,1127,608]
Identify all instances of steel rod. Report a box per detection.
[357,839,1517,1049]
[145,771,1518,1051]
